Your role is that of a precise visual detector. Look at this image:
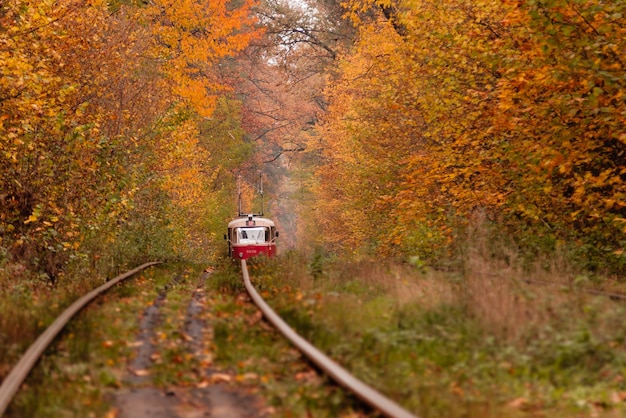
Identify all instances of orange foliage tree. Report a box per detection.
[0,0,156,281]
[147,0,259,117]
[0,0,259,283]
[313,0,625,269]
[492,0,626,266]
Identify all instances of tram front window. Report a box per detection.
[236,227,268,243]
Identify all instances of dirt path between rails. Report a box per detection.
[111,271,268,418]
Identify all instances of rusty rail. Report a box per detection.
[0,262,160,416]
[240,259,418,418]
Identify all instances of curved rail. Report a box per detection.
[240,260,418,418]
[0,261,160,416]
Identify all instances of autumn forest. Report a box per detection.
[1,0,625,285]
[310,0,626,272]
[1,0,626,416]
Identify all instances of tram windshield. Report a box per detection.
[236,227,268,243]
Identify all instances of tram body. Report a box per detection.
[225,214,278,260]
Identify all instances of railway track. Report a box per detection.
[0,260,419,418]
[240,259,418,418]
[0,262,160,416]
[4,258,623,417]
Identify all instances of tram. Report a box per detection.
[225,173,278,260]
[226,214,278,260]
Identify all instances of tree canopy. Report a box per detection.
[310,0,625,271]
[0,0,259,282]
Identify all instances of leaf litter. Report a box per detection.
[112,269,268,418]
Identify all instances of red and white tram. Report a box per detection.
[225,214,278,260]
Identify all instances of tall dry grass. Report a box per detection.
[271,230,626,416]
[456,215,624,343]
[292,214,625,345]
[275,206,626,361]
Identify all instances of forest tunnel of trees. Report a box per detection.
[0,0,624,285]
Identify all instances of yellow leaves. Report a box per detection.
[314,0,626,261]
[23,205,43,224]
[615,218,626,234]
[24,214,39,225]
[61,241,81,251]
[148,0,259,117]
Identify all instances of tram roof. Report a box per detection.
[228,215,275,228]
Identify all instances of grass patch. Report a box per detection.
[6,246,624,417]
[255,248,626,418]
[204,258,374,416]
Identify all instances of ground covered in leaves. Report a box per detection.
[5,251,626,418]
[256,252,626,418]
[4,261,374,417]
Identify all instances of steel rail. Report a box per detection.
[241,260,419,418]
[0,261,161,416]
